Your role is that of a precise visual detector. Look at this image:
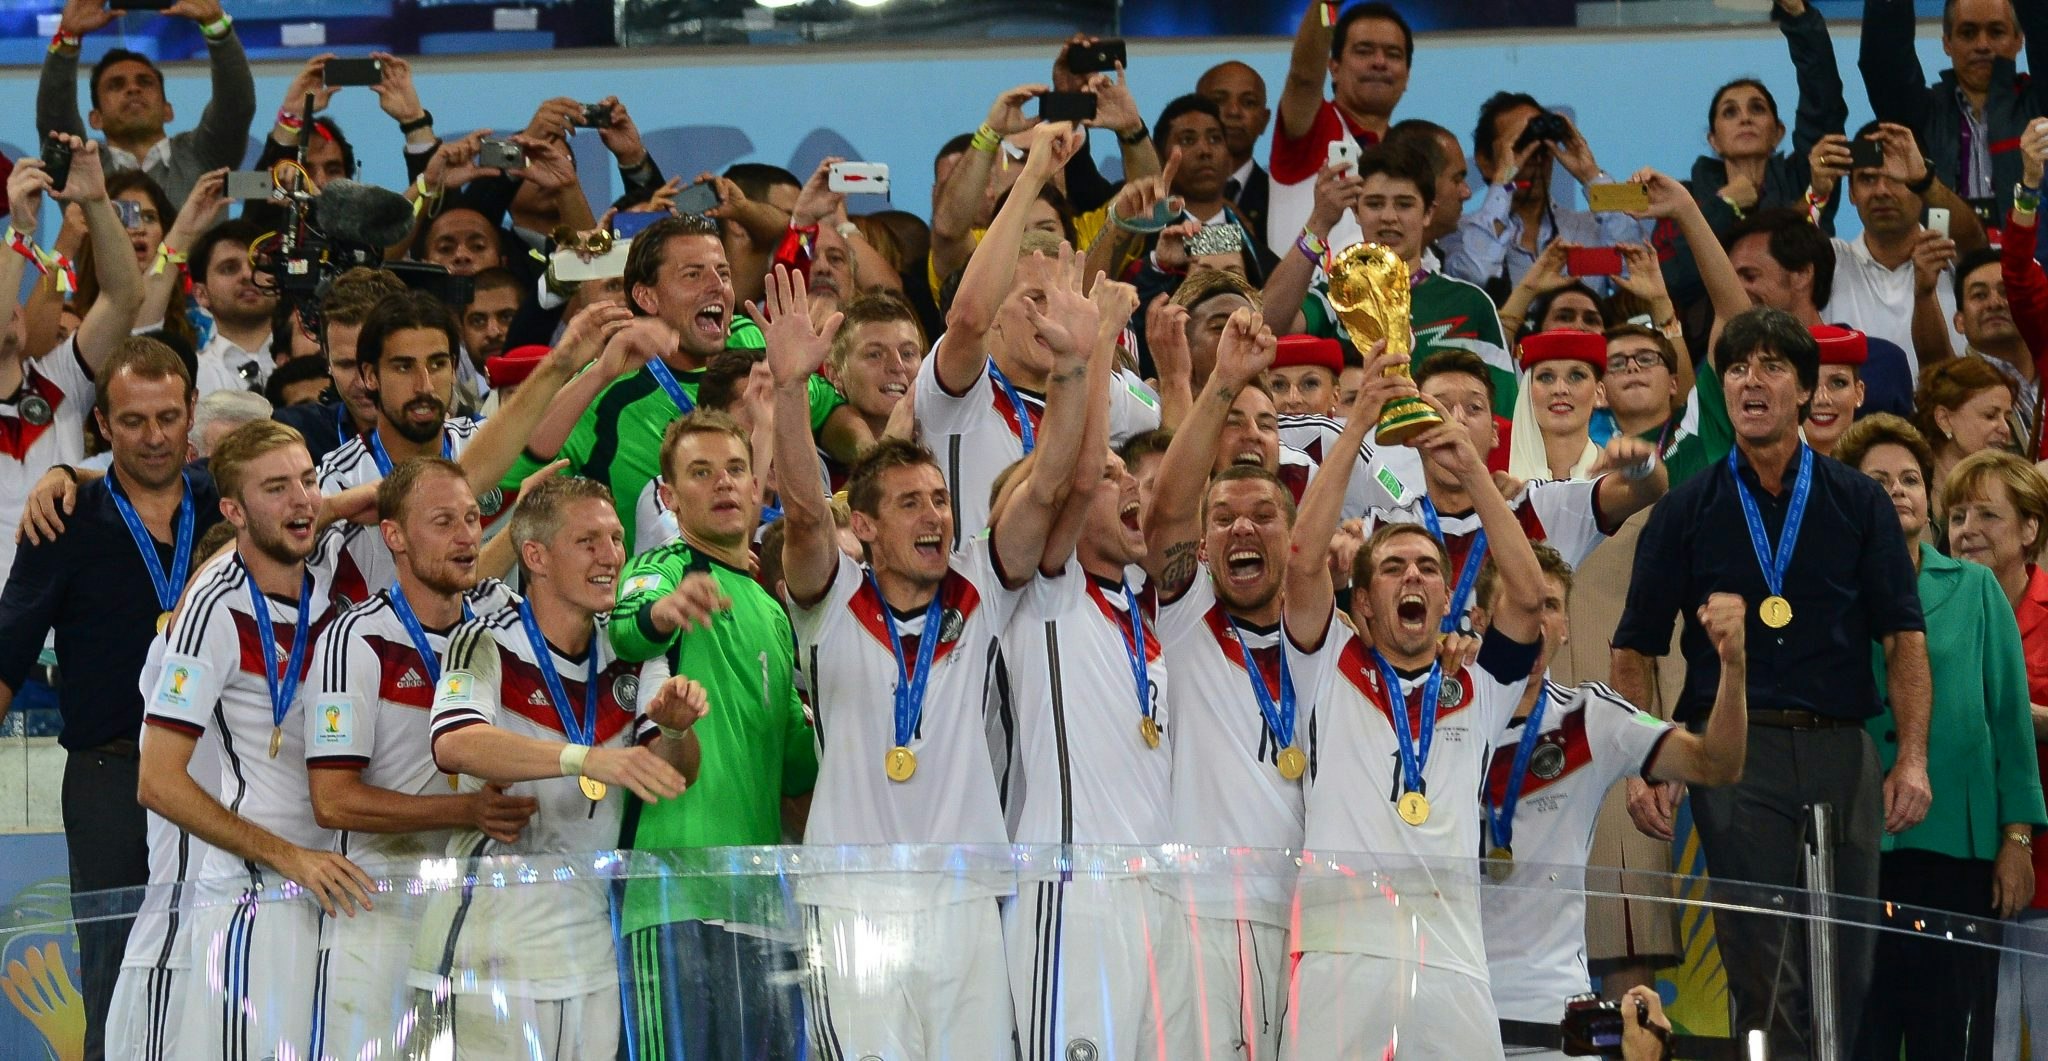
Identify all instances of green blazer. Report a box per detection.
[1869,543,2048,860]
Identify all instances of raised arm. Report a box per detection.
[1284,346,1406,636]
[1278,1,1334,141]
[934,121,1084,394]
[1261,163,1361,335]
[1637,168,1747,341]
[1775,0,1848,160]
[1141,308,1275,596]
[1414,392,1544,644]
[59,137,144,372]
[139,169,227,330]
[459,301,634,494]
[755,265,843,607]
[1144,296,1194,429]
[1086,151,1182,297]
[990,247,1105,581]
[177,0,258,174]
[37,0,113,140]
[0,165,43,397]
[1858,0,1931,130]
[1037,286,1130,572]
[1644,592,1749,786]
[932,85,1046,283]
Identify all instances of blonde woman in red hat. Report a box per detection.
[1508,329,1608,482]
[1802,325,1869,458]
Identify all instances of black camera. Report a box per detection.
[1514,111,1573,153]
[1560,992,1670,1058]
[580,102,613,129]
[40,134,71,194]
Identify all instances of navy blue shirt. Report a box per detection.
[0,469,223,750]
[1853,330,1916,420]
[1613,445,1923,723]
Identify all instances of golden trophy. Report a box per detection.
[1326,242,1441,445]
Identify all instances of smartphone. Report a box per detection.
[829,162,891,195]
[112,199,142,229]
[551,244,632,283]
[1327,141,1360,173]
[478,139,527,172]
[579,102,613,129]
[1065,38,1127,75]
[671,181,720,216]
[225,170,275,200]
[1565,246,1626,277]
[322,57,382,87]
[1849,138,1886,171]
[1926,206,1952,238]
[1036,91,1098,124]
[614,210,667,239]
[1586,182,1650,213]
[107,0,174,9]
[40,135,71,194]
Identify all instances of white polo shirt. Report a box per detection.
[1821,234,1964,380]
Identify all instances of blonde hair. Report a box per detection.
[1943,449,2048,560]
[208,420,307,500]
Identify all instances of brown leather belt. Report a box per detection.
[1748,709,1859,731]
[85,738,139,758]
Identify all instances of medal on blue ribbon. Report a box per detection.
[112,470,194,634]
[245,566,314,759]
[868,570,943,782]
[1115,579,1160,749]
[366,426,454,477]
[646,359,698,418]
[985,359,1036,456]
[1420,498,1488,634]
[517,600,604,800]
[1728,446,1812,629]
[1373,650,1443,825]
[1227,616,1302,779]
[1486,684,1551,881]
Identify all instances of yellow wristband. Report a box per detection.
[970,123,1001,154]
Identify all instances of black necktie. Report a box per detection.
[1225,177,1243,202]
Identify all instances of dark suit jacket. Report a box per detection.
[1232,162,1272,254]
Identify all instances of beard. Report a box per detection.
[382,395,447,445]
[410,559,475,597]
[244,520,313,566]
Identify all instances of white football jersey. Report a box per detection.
[316,419,495,608]
[412,606,653,1000]
[122,634,221,974]
[1480,679,1673,1023]
[1293,622,1539,981]
[913,351,1160,547]
[789,542,1020,907]
[1158,576,1337,925]
[1277,413,1415,519]
[0,339,94,582]
[143,534,351,885]
[1004,559,1170,847]
[302,581,519,871]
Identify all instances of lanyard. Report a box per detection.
[110,470,194,613]
[1487,684,1551,852]
[244,565,314,734]
[1727,445,1813,599]
[333,402,352,445]
[1226,616,1295,748]
[517,600,599,745]
[1418,498,1489,634]
[985,359,1036,456]
[366,426,453,477]
[646,359,697,417]
[387,583,474,685]
[867,569,944,748]
[1372,650,1443,798]
[1116,579,1153,722]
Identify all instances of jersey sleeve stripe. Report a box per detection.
[144,714,204,737]
[307,755,370,770]
[171,574,237,657]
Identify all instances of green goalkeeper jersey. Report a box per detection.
[608,539,819,933]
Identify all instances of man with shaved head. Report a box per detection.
[1198,60,1275,248]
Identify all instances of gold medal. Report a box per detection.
[1486,845,1514,883]
[1760,594,1792,629]
[447,773,460,792]
[885,745,917,782]
[1276,745,1307,780]
[1139,716,1161,749]
[156,611,173,634]
[578,775,606,801]
[1398,791,1431,826]
[267,726,282,759]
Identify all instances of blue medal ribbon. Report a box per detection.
[1372,650,1442,799]
[244,565,315,735]
[333,402,353,446]
[1419,497,1489,634]
[110,470,194,613]
[1116,579,1153,725]
[868,569,944,750]
[1487,684,1551,853]
[388,583,475,685]
[1727,445,1813,600]
[366,426,454,478]
[985,359,1036,456]
[1226,616,1295,751]
[646,359,698,417]
[517,600,599,745]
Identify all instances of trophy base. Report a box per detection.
[1375,399,1443,447]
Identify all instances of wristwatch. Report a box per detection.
[2006,828,2034,850]
[397,110,435,136]
[1905,162,1936,196]
[1117,123,1149,146]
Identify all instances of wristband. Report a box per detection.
[1905,164,1935,196]
[150,242,186,278]
[1116,123,1149,147]
[558,742,590,779]
[199,14,233,40]
[48,31,79,54]
[1296,229,1329,265]
[657,724,690,742]
[398,110,435,136]
[6,227,73,293]
[1801,186,1829,225]
[2018,183,2042,213]
[970,123,1001,154]
[275,110,305,132]
[1621,454,1658,482]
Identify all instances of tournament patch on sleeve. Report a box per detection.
[152,658,208,715]
[1376,465,1409,506]
[312,697,355,748]
[621,573,663,599]
[437,671,480,705]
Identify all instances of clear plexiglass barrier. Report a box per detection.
[25,845,2045,1060]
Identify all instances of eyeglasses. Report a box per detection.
[1606,351,1665,373]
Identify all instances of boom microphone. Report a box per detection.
[316,179,419,248]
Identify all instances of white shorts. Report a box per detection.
[804,898,1013,1059]
[1004,876,1179,1061]
[1282,952,1505,1061]
[396,982,622,1060]
[320,908,428,1060]
[179,888,324,1060]
[106,965,188,1061]
[1166,913,1288,1061]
